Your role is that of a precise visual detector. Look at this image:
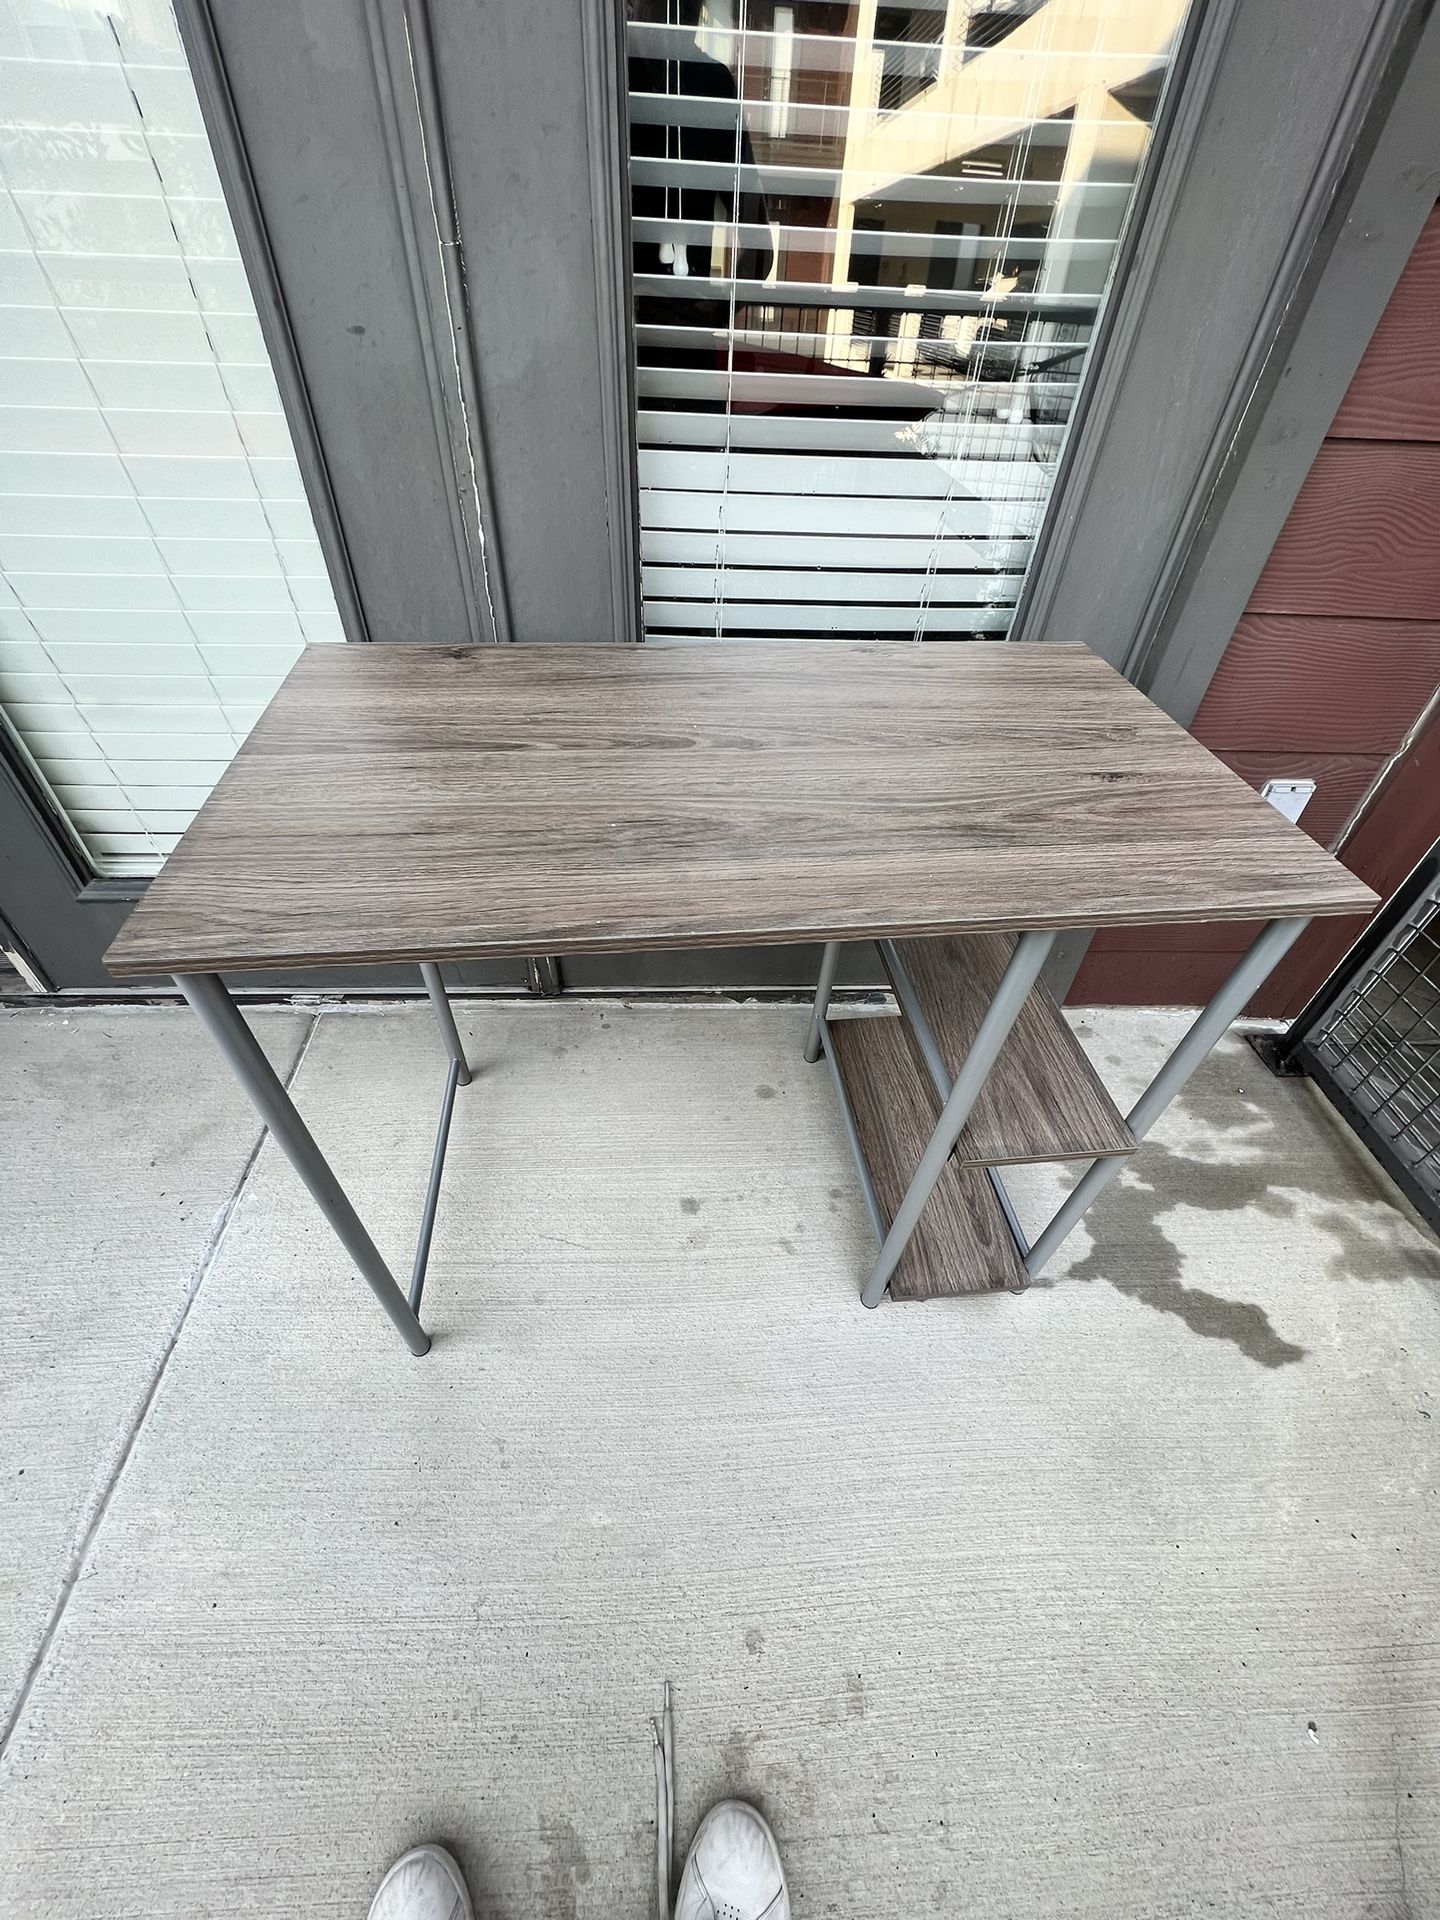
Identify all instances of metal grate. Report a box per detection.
[1298,863,1440,1230]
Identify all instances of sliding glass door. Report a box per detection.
[0,0,342,892]
[627,0,1187,643]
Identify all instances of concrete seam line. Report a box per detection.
[0,1010,323,1763]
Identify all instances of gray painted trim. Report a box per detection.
[1009,0,1235,649]
[189,5,483,645]
[582,0,643,646]
[398,0,511,643]
[1125,2,1415,691]
[421,0,638,643]
[1008,0,1402,688]
[0,743,128,988]
[1142,0,1440,722]
[174,0,370,646]
[0,905,53,995]
[361,0,487,648]
[0,708,90,887]
[78,876,146,904]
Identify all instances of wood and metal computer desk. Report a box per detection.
[104,641,1377,1356]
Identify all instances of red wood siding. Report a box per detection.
[1330,210,1440,440]
[1071,203,1440,1013]
[1191,614,1440,752]
[1219,751,1380,846]
[1248,443,1440,620]
[1270,704,1440,1017]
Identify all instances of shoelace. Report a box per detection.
[651,1682,675,1920]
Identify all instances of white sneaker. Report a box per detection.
[367,1842,473,1920]
[673,1799,790,1920]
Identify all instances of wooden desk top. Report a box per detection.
[105,641,1376,978]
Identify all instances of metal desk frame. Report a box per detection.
[174,915,1308,1355]
[805,916,1311,1309]
[175,963,472,1357]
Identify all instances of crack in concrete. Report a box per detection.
[0,1013,321,1764]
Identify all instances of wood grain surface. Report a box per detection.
[1192,614,1440,755]
[1250,444,1440,620]
[828,1012,1023,1297]
[104,642,1376,978]
[885,933,1134,1164]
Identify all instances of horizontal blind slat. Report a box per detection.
[641,528,1035,569]
[639,447,1051,499]
[634,322,1092,362]
[636,366,1079,406]
[644,599,1013,633]
[626,21,1172,65]
[627,92,1084,143]
[631,215,1115,262]
[630,153,1128,203]
[633,273,1098,320]
[640,490,1043,538]
[638,411,1064,459]
[643,566,1025,605]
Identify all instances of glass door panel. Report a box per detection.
[0,0,342,877]
[626,0,1189,642]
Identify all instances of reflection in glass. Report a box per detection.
[627,0,1189,640]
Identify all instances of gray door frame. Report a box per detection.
[3,0,1436,993]
[175,0,642,655]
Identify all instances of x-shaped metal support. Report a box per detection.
[808,918,1312,1303]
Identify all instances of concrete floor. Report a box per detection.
[1,997,1437,1919]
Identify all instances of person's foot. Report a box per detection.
[674,1799,790,1920]
[367,1842,473,1920]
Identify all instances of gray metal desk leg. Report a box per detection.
[804,940,842,1063]
[860,929,1056,1308]
[175,972,431,1357]
[421,962,472,1085]
[1024,915,1311,1278]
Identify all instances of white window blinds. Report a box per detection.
[627,0,1189,642]
[0,0,341,877]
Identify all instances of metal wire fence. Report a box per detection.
[1296,861,1440,1231]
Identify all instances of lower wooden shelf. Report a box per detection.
[882,932,1134,1166]
[828,1012,1024,1298]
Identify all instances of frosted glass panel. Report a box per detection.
[0,0,341,876]
[627,0,1190,642]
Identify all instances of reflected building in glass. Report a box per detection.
[627,0,1189,641]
